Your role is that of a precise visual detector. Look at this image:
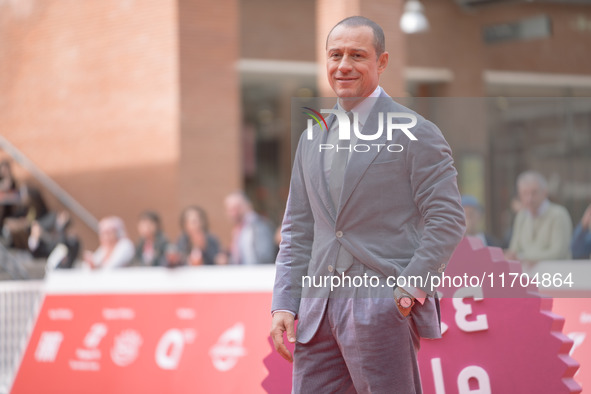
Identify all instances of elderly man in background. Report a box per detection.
[505,171,572,264]
[224,191,276,265]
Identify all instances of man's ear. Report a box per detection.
[377,51,389,74]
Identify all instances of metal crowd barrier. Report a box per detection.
[0,281,44,394]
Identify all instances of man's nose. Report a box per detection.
[338,55,353,72]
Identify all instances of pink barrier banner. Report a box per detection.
[12,292,274,394]
[553,298,591,393]
[12,267,277,394]
[11,240,587,393]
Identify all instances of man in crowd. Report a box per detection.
[270,16,465,393]
[506,170,572,264]
[462,195,499,247]
[224,191,276,265]
[28,210,80,269]
[571,203,591,259]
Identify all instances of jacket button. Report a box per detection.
[336,231,343,238]
[328,265,334,273]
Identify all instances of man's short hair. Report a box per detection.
[461,195,483,211]
[517,170,548,191]
[326,16,386,57]
[225,190,252,208]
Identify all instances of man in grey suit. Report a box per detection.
[271,16,465,393]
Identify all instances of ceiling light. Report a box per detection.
[400,0,430,34]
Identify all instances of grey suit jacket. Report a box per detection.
[272,91,465,342]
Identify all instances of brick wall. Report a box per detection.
[177,0,242,248]
[2,0,589,253]
[241,0,316,61]
[0,0,180,249]
[407,2,591,92]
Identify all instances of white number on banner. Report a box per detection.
[431,358,492,394]
[452,287,488,333]
[155,329,185,370]
[155,328,196,370]
[431,358,446,394]
[457,365,492,394]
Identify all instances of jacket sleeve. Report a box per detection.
[399,119,466,296]
[271,133,315,315]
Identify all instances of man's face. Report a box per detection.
[326,25,388,106]
[225,196,246,225]
[518,181,547,215]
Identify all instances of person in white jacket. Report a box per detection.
[84,216,134,269]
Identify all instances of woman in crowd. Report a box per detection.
[83,216,134,269]
[174,206,222,266]
[134,211,168,266]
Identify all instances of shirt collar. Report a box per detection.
[537,199,550,216]
[337,85,382,128]
[527,199,550,218]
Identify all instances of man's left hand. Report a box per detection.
[397,304,411,317]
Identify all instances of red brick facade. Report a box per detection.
[1,0,590,248]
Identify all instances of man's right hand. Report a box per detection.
[270,311,296,363]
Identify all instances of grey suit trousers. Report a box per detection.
[292,267,422,394]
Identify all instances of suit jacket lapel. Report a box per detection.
[309,112,337,221]
[338,93,393,214]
